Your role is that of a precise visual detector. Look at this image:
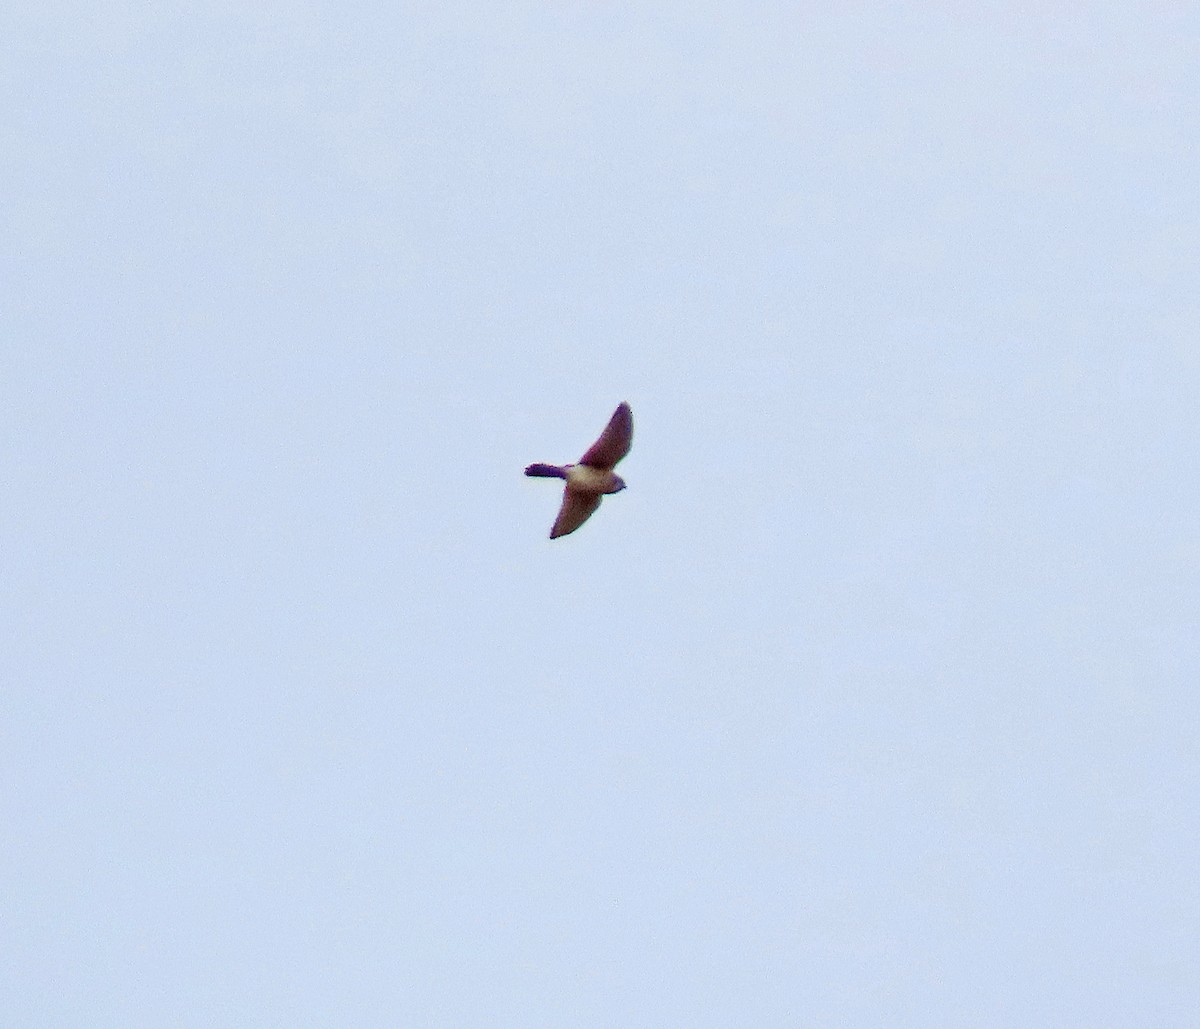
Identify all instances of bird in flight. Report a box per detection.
[525,402,633,539]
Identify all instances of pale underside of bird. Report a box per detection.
[524,402,633,538]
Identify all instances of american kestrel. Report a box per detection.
[525,402,633,538]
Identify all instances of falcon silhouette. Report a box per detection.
[525,402,633,538]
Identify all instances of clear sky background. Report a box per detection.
[4,3,1198,1026]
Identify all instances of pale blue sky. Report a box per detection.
[3,4,1198,1026]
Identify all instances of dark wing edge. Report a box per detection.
[578,402,633,470]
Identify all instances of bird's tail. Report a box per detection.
[525,463,567,479]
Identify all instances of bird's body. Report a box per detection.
[565,463,624,494]
[525,402,633,539]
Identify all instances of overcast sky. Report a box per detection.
[4,3,1198,1026]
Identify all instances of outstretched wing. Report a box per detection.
[578,402,633,470]
[550,489,602,539]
